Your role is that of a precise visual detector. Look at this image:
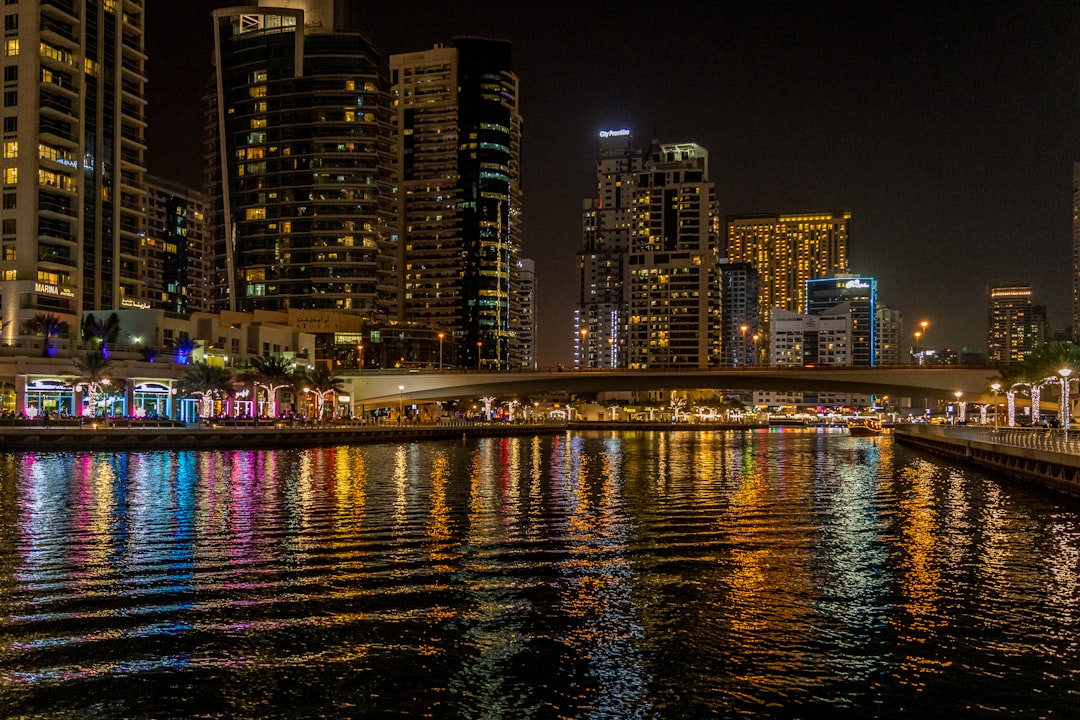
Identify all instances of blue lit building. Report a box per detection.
[806,275,877,366]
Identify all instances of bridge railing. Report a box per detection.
[901,423,1080,455]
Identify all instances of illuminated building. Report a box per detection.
[207,1,396,320]
[1073,162,1080,338]
[0,0,148,343]
[144,176,210,315]
[726,212,850,339]
[988,285,1044,363]
[625,140,719,369]
[516,258,536,370]
[805,275,877,366]
[720,262,760,367]
[576,129,643,368]
[391,39,522,369]
[875,303,903,365]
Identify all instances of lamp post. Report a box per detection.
[476,341,482,371]
[990,382,1001,427]
[752,333,760,366]
[357,344,364,373]
[914,331,922,365]
[739,324,748,366]
[398,384,405,424]
[438,333,444,371]
[607,337,614,369]
[579,327,588,369]
[1059,368,1072,440]
[954,390,964,424]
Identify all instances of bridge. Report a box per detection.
[347,366,1003,406]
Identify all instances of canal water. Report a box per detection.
[1,429,1078,718]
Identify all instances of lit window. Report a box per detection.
[3,39,16,56]
[245,207,266,221]
[3,166,15,184]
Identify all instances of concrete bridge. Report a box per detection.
[348,366,1003,407]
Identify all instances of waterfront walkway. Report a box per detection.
[894,424,1080,496]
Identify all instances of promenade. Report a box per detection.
[894,424,1080,496]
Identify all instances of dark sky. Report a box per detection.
[146,1,1080,366]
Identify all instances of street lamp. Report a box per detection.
[920,320,929,364]
[1059,368,1072,440]
[954,390,963,424]
[914,331,922,364]
[607,337,614,369]
[579,327,588,369]
[398,384,405,424]
[739,324,748,366]
[357,344,364,372]
[990,382,1001,427]
[752,333,760,366]
[438,332,444,371]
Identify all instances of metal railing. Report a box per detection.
[901,423,1080,455]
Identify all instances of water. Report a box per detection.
[0,429,1078,718]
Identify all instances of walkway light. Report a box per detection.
[1059,368,1072,439]
[991,382,1001,427]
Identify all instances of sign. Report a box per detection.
[844,279,870,290]
[599,128,631,139]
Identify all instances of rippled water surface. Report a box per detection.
[1,429,1079,718]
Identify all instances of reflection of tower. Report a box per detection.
[391,39,522,370]
[208,1,396,319]
[1,0,148,341]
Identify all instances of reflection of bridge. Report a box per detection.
[349,367,1001,407]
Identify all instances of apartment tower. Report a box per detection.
[1,0,147,342]
[988,285,1043,363]
[391,38,522,370]
[207,0,395,319]
[144,175,211,315]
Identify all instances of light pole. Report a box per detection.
[438,332,444,371]
[752,333,760,366]
[357,344,364,373]
[579,327,588,369]
[914,331,922,364]
[476,341,482,371]
[954,390,964,424]
[607,337,614,369]
[1059,368,1072,440]
[398,384,405,424]
[739,324,748,367]
[991,382,1001,427]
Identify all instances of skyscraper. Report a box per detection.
[390,38,522,370]
[576,129,642,368]
[1,0,147,341]
[144,176,210,315]
[726,212,850,337]
[805,275,877,366]
[626,140,719,369]
[988,285,1041,363]
[207,0,396,320]
[1073,162,1079,339]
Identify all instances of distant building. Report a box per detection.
[1073,163,1080,338]
[719,262,761,366]
[517,258,536,369]
[576,129,643,368]
[625,141,719,369]
[1,0,148,342]
[988,285,1043,363]
[207,1,396,320]
[391,38,523,370]
[726,212,850,340]
[805,275,877,366]
[876,304,903,365]
[144,176,211,315]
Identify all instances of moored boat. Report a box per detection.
[846,416,883,436]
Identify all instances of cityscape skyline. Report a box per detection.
[147,1,1080,366]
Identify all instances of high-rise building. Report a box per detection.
[876,303,903,365]
[626,141,719,369]
[988,285,1041,363]
[390,38,522,370]
[726,212,850,339]
[207,1,396,321]
[719,261,760,367]
[1,0,148,342]
[516,257,536,370]
[806,275,877,366]
[144,176,211,315]
[576,129,643,368]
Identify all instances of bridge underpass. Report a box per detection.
[344,367,1003,408]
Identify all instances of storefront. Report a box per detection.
[23,377,74,417]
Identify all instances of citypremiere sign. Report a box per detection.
[599,128,631,139]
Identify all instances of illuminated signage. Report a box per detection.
[599,128,631,139]
[844,280,870,290]
[120,297,151,309]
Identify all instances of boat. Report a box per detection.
[846,416,883,436]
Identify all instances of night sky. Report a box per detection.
[146,1,1080,366]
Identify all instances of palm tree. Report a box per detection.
[300,365,345,420]
[24,312,69,358]
[181,361,235,419]
[169,335,200,365]
[73,348,115,417]
[82,312,121,359]
[246,355,297,418]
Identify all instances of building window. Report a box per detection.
[3,14,16,31]
[3,38,15,56]
[2,90,14,106]
[2,65,14,83]
[3,167,14,184]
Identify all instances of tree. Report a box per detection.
[73,348,115,417]
[246,356,297,418]
[24,313,69,358]
[181,361,235,420]
[169,335,200,365]
[299,365,345,420]
[82,312,121,359]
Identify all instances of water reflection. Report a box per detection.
[1,432,1079,718]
